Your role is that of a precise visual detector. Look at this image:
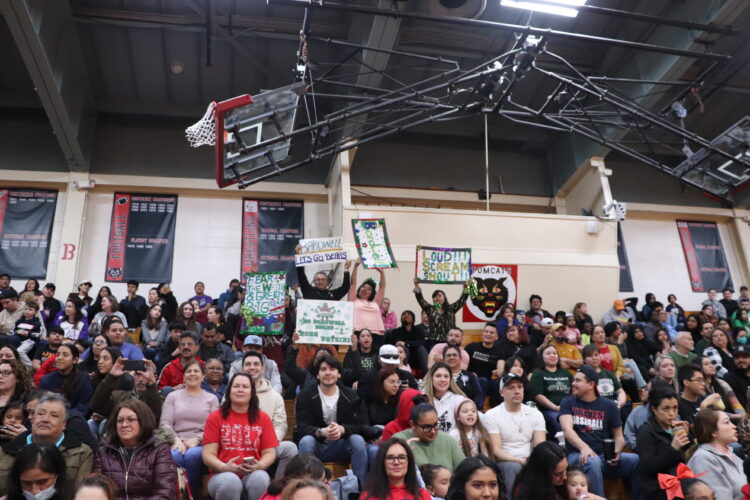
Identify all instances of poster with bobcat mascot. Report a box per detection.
[462,264,518,322]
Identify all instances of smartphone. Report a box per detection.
[243,457,258,465]
[123,360,146,372]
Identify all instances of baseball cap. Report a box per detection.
[540,317,554,328]
[550,323,565,331]
[0,289,17,300]
[78,280,93,287]
[244,335,263,346]
[734,344,750,357]
[378,344,400,365]
[500,372,524,390]
[578,365,599,384]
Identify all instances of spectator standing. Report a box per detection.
[412,277,470,348]
[118,280,147,329]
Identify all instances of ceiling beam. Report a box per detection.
[1,0,96,171]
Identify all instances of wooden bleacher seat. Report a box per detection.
[604,477,629,500]
[285,399,295,441]
[324,462,350,479]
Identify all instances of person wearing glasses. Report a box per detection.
[393,402,464,472]
[356,344,418,406]
[677,364,724,424]
[361,436,432,500]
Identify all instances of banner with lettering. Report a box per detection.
[0,189,57,279]
[351,218,397,269]
[462,264,518,322]
[415,245,471,284]
[296,299,354,345]
[676,220,733,292]
[104,193,177,282]
[241,199,304,285]
[295,237,348,267]
[241,271,286,335]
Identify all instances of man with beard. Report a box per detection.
[427,327,469,370]
[386,310,428,372]
[157,332,204,393]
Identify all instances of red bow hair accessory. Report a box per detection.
[658,463,705,500]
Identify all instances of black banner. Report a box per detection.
[676,220,733,292]
[241,199,304,285]
[617,223,633,292]
[0,189,57,279]
[105,193,177,283]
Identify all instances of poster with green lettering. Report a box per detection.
[415,245,472,284]
[351,218,397,269]
[296,299,354,345]
[241,271,286,335]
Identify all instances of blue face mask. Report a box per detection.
[739,336,748,345]
[23,484,56,500]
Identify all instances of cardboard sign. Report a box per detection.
[351,218,397,269]
[242,271,286,335]
[296,299,354,345]
[295,237,348,267]
[415,245,472,284]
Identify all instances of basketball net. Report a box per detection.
[185,102,217,147]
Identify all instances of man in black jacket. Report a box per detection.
[295,245,352,300]
[726,344,750,408]
[294,354,370,486]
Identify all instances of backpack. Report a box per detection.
[330,469,360,500]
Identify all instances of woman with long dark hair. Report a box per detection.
[202,372,279,500]
[175,301,202,336]
[89,295,127,336]
[685,314,703,345]
[572,302,593,331]
[361,437,431,500]
[349,261,387,343]
[38,343,92,417]
[496,304,521,336]
[87,286,112,321]
[447,455,505,500]
[343,329,377,387]
[140,303,167,360]
[442,345,482,408]
[54,297,89,341]
[511,441,566,500]
[496,325,536,372]
[530,346,572,435]
[625,325,660,382]
[695,355,745,415]
[7,442,70,499]
[412,277,470,347]
[702,329,736,378]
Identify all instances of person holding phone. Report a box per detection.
[202,372,279,500]
[89,357,162,422]
[559,366,640,498]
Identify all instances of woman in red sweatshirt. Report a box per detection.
[360,437,431,500]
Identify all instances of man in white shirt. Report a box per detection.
[241,351,297,478]
[484,373,546,497]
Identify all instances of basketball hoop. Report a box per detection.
[185,102,217,147]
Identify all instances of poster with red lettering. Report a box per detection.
[105,193,177,282]
[0,189,57,279]
[241,199,304,285]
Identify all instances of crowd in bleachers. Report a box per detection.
[0,265,749,500]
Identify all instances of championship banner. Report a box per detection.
[0,189,57,279]
[676,220,733,292]
[105,193,177,282]
[295,237,348,267]
[296,299,354,345]
[617,223,634,292]
[242,199,304,285]
[351,218,397,269]
[415,245,471,284]
[241,271,286,335]
[462,264,518,322]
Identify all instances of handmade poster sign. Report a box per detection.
[296,299,354,345]
[351,218,397,269]
[462,264,518,322]
[295,237,348,267]
[415,245,472,283]
[241,271,286,335]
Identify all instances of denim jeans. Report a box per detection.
[171,446,205,496]
[208,470,270,500]
[298,434,368,487]
[541,409,562,435]
[567,451,640,499]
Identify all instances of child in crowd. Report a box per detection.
[0,402,27,444]
[564,313,582,348]
[14,301,42,340]
[419,464,450,500]
[396,342,413,374]
[448,398,493,457]
[566,466,605,500]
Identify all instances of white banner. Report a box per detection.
[295,237,348,267]
[296,299,353,345]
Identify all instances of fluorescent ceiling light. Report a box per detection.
[500,0,587,18]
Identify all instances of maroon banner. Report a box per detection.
[105,194,131,282]
[241,200,260,275]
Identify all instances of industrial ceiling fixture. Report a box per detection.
[500,0,587,18]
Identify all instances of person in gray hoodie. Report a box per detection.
[228,335,282,393]
[687,408,745,500]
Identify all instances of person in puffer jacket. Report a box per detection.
[93,399,176,500]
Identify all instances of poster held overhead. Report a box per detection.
[351,218,397,269]
[415,245,472,284]
[296,299,354,345]
[295,237,348,267]
[241,271,286,335]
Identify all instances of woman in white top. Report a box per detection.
[54,297,89,341]
[89,295,127,336]
[422,362,466,433]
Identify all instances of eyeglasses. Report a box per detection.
[417,423,439,431]
[116,417,139,425]
[93,339,108,346]
[385,455,408,463]
[0,370,14,377]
